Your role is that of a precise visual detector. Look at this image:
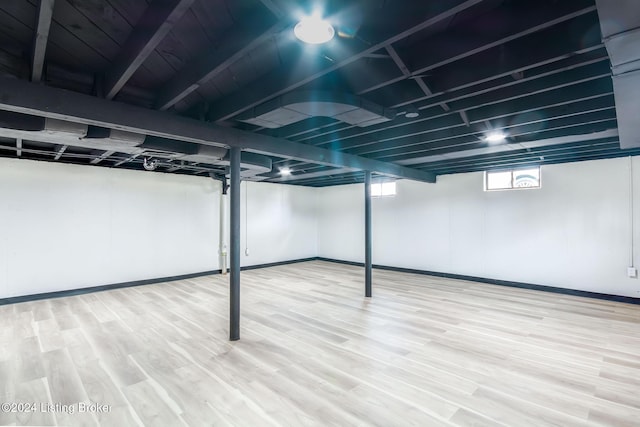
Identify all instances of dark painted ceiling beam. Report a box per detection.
[284,142,640,185]
[347,98,616,157]
[299,61,612,149]
[412,52,608,112]
[31,0,55,82]
[371,114,618,162]
[257,0,296,20]
[466,78,613,124]
[404,129,619,168]
[417,138,622,170]
[409,2,597,77]
[155,7,283,111]
[348,6,597,97]
[391,13,604,107]
[272,31,605,144]
[205,0,486,123]
[425,149,632,176]
[445,62,611,113]
[384,44,451,113]
[0,77,436,183]
[104,0,196,100]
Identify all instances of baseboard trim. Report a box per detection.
[241,257,318,271]
[0,258,316,306]
[316,257,640,305]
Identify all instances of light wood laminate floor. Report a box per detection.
[1,260,639,426]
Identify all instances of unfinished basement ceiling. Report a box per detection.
[0,0,639,186]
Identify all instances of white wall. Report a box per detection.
[4,155,639,299]
[318,156,640,298]
[0,158,318,299]
[240,181,318,267]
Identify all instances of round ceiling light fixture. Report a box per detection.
[294,15,335,44]
[404,105,420,119]
[485,131,507,144]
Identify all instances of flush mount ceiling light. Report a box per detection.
[485,131,507,144]
[404,105,420,119]
[294,15,335,44]
[279,167,292,176]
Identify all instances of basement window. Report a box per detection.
[371,181,396,197]
[485,167,540,191]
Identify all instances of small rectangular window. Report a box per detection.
[485,167,540,191]
[371,181,396,197]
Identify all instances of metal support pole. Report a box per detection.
[364,171,372,297]
[229,147,241,340]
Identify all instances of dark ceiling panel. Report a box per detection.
[0,0,629,186]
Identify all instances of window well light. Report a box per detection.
[294,15,335,44]
[485,131,507,144]
[279,167,292,176]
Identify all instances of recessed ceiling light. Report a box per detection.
[294,16,335,44]
[404,106,420,118]
[485,131,507,144]
[280,167,292,176]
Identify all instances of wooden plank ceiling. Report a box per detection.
[0,0,638,186]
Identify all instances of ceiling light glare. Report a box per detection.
[294,16,335,44]
[485,131,507,144]
[280,167,292,176]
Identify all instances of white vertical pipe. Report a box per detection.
[630,156,635,268]
[220,183,228,274]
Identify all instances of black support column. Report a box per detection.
[364,171,372,297]
[229,147,241,340]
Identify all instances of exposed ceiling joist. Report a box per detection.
[114,153,140,167]
[258,0,294,20]
[410,3,597,77]
[31,0,55,83]
[270,167,358,183]
[351,104,616,159]
[384,44,451,113]
[104,0,196,100]
[53,144,66,160]
[351,5,597,97]
[90,150,115,164]
[400,130,620,167]
[298,77,612,155]
[155,9,282,111]
[206,0,485,123]
[0,77,436,183]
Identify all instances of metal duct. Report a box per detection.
[0,114,272,176]
[596,0,640,148]
[237,91,396,128]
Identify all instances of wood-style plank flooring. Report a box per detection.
[1,260,639,426]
